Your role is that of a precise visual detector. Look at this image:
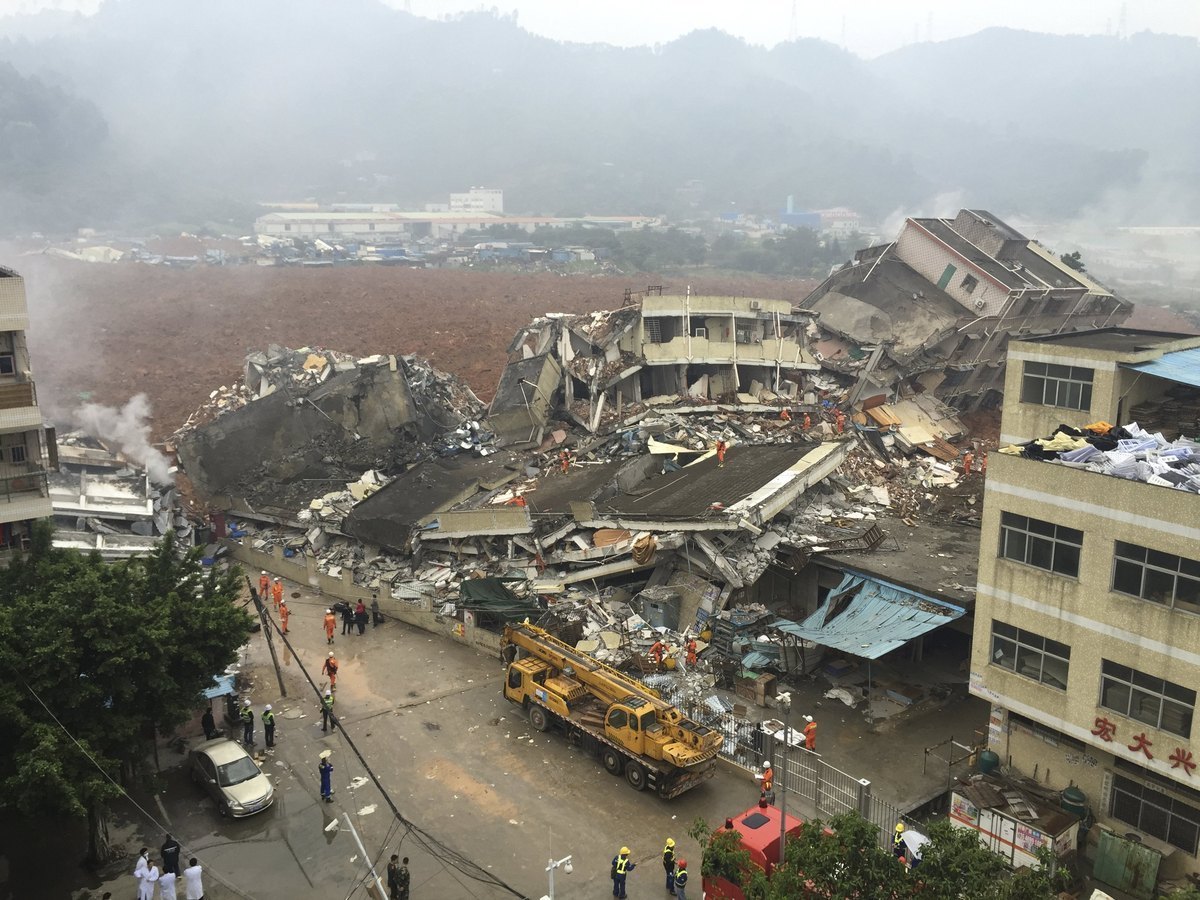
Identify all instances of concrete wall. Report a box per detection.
[222,538,503,659]
[1001,335,1200,444]
[972,453,1200,793]
[894,223,1010,317]
[0,276,31,332]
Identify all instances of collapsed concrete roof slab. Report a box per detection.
[586,441,850,526]
[487,353,562,445]
[342,453,522,550]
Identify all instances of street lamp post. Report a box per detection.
[541,854,573,900]
[778,691,792,865]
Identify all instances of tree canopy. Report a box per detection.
[0,522,251,864]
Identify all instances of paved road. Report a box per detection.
[71,589,755,899]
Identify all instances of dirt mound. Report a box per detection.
[21,260,814,439]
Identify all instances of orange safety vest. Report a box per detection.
[804,721,818,745]
[258,574,270,596]
[762,768,773,792]
[272,581,284,602]
[324,613,336,633]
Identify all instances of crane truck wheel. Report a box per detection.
[625,761,648,791]
[528,705,550,732]
[602,748,623,775]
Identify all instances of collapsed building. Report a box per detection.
[801,209,1131,413]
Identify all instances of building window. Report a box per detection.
[1112,541,1200,615]
[1111,773,1200,855]
[999,511,1082,577]
[936,263,957,290]
[8,445,25,464]
[284,224,292,232]
[1100,660,1195,737]
[1020,361,1094,410]
[960,274,979,294]
[369,223,376,231]
[0,354,13,376]
[990,621,1070,689]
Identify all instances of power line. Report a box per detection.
[8,665,258,899]
[257,594,531,899]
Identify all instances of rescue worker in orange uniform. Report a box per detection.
[780,408,791,422]
[716,440,727,467]
[802,412,811,430]
[559,449,574,474]
[650,639,665,665]
[258,570,270,603]
[803,714,817,751]
[505,494,527,507]
[322,652,339,691]
[323,608,337,645]
[685,638,698,666]
[835,409,846,434]
[757,762,774,804]
[279,600,290,634]
[271,577,284,611]
[962,451,975,476]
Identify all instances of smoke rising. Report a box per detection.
[73,393,174,484]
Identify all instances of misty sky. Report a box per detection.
[2,0,1198,57]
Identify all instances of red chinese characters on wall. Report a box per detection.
[1170,748,1197,777]
[1127,732,1154,759]
[1091,717,1117,742]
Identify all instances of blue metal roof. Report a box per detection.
[1123,347,1200,390]
[202,673,236,700]
[772,573,965,660]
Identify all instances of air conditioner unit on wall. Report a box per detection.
[694,327,707,338]
[748,300,762,310]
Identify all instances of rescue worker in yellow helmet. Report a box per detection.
[610,846,635,899]
[893,822,906,859]
[662,838,676,893]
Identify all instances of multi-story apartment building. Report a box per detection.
[971,328,1200,877]
[0,266,53,555]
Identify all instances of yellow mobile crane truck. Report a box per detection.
[501,622,722,798]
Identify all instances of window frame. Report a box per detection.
[1020,360,1094,411]
[960,274,979,294]
[989,620,1071,690]
[0,353,14,376]
[1099,659,1195,737]
[1112,541,1200,615]
[1111,773,1200,855]
[998,511,1083,577]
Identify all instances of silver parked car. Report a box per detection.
[189,738,274,817]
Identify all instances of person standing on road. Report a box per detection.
[161,834,182,876]
[803,714,817,751]
[138,857,160,900]
[611,847,635,899]
[158,868,178,900]
[263,704,276,749]
[337,601,354,635]
[133,847,149,896]
[371,595,384,627]
[279,600,290,634]
[320,690,336,732]
[201,706,216,741]
[271,577,284,612]
[323,652,339,691]
[354,600,368,635]
[182,858,204,900]
[318,750,334,802]
[662,838,676,893]
[324,608,336,645]
[387,854,411,900]
[258,570,270,604]
[673,859,689,900]
[396,857,410,900]
[240,699,255,746]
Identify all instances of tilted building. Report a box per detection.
[971,328,1200,879]
[0,266,53,555]
[801,209,1131,412]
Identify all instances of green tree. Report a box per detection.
[0,522,251,866]
[1060,250,1086,272]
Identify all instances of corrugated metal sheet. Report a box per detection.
[1123,347,1200,389]
[772,573,964,659]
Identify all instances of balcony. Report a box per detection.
[0,380,36,410]
[0,468,52,521]
[642,336,812,366]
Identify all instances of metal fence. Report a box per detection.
[687,700,921,852]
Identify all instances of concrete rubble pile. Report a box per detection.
[181,295,990,735]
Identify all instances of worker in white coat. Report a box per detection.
[159,868,179,900]
[138,857,160,900]
[133,848,150,895]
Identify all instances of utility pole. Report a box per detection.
[342,812,388,899]
[541,854,573,900]
[778,691,792,865]
[245,575,287,698]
